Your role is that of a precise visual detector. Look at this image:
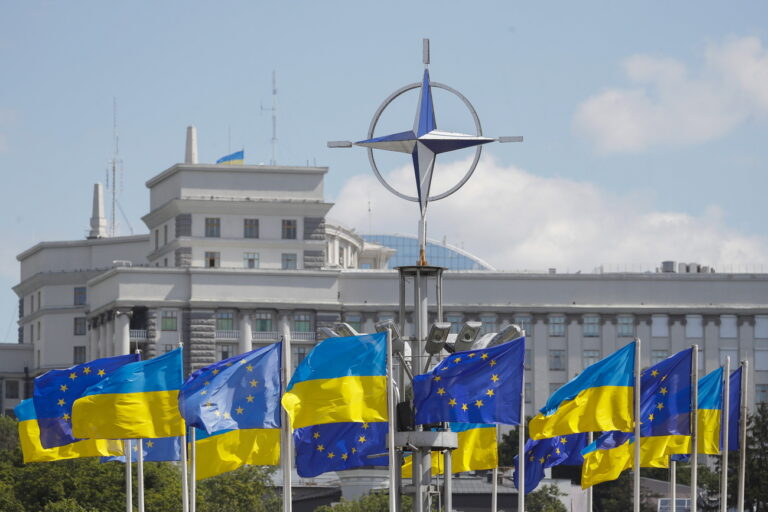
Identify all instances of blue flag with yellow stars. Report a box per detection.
[413,337,525,426]
[33,353,140,449]
[178,342,282,434]
[513,433,588,494]
[294,422,389,478]
[101,436,181,463]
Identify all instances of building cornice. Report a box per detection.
[145,163,329,189]
[16,235,149,262]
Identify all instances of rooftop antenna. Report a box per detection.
[105,97,123,237]
[261,70,277,165]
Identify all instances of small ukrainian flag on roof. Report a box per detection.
[216,149,244,165]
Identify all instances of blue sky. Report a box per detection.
[1,2,767,342]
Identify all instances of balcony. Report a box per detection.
[215,330,240,340]
[291,331,316,342]
[130,330,148,341]
[252,331,279,342]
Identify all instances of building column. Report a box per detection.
[105,315,115,357]
[98,317,107,358]
[239,311,253,354]
[532,314,548,411]
[115,311,131,356]
[89,319,99,360]
[704,316,719,374]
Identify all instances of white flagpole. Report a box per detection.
[190,428,196,512]
[633,338,641,512]
[179,342,189,512]
[587,432,593,512]
[125,440,133,512]
[281,337,293,512]
[720,357,730,512]
[670,459,676,512]
[691,345,699,512]
[737,360,748,512]
[517,332,526,512]
[386,328,397,512]
[137,439,145,512]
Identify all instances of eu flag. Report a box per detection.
[294,422,389,478]
[33,353,139,448]
[101,436,181,463]
[178,342,282,433]
[513,433,588,494]
[413,337,525,426]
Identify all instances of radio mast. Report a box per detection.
[261,71,277,165]
[105,98,123,237]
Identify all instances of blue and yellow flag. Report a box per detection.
[178,343,281,434]
[581,431,634,489]
[529,342,635,439]
[15,399,122,463]
[413,337,525,426]
[402,423,498,477]
[101,436,181,463]
[726,367,742,451]
[513,433,588,494]
[281,333,388,429]
[33,353,139,448]
[697,367,724,455]
[71,349,185,439]
[216,150,244,165]
[195,427,280,480]
[295,422,388,478]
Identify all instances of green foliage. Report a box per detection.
[498,419,531,467]
[42,497,97,512]
[526,484,567,512]
[313,491,412,512]
[197,465,280,512]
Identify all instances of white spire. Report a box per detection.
[185,125,198,164]
[88,183,107,239]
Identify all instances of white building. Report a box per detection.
[11,127,768,418]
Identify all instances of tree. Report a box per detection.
[526,484,567,512]
[313,491,413,512]
[197,465,280,512]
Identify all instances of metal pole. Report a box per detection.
[691,345,699,512]
[179,342,189,512]
[670,460,676,512]
[414,268,430,512]
[491,444,498,512]
[444,447,452,512]
[387,328,397,512]
[190,428,196,512]
[125,440,132,512]
[281,338,293,512]
[633,338,641,512]
[587,432,593,512]
[518,422,524,512]
[137,439,145,512]
[720,357,730,512]
[737,360,748,512]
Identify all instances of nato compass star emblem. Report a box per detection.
[329,39,522,264]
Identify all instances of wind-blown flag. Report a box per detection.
[71,349,185,439]
[529,342,635,439]
[195,427,280,480]
[101,436,181,463]
[281,333,388,429]
[513,433,588,494]
[413,337,525,426]
[726,366,742,451]
[216,150,244,165]
[178,343,282,433]
[15,399,123,463]
[697,367,724,455]
[294,422,389,478]
[33,353,139,448]
[402,423,498,477]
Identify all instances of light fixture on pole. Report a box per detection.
[488,324,524,348]
[333,322,360,338]
[317,327,340,340]
[376,320,404,353]
[452,321,482,353]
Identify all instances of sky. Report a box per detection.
[1,1,767,342]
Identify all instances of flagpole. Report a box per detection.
[137,439,145,512]
[517,411,525,511]
[179,342,189,512]
[190,428,196,512]
[691,345,699,512]
[492,433,498,512]
[281,337,293,512]
[586,432,593,512]
[125,440,133,512]
[386,328,397,512]
[720,357,730,512]
[633,338,641,512]
[737,359,748,512]
[670,459,676,512]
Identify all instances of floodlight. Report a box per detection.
[317,327,339,340]
[375,319,404,353]
[453,321,482,353]
[487,324,524,348]
[472,332,497,350]
[424,322,451,355]
[333,322,360,338]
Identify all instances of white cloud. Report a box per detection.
[574,36,768,153]
[330,156,768,272]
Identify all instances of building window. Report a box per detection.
[524,382,532,404]
[161,311,177,331]
[345,314,362,333]
[651,349,669,366]
[282,219,297,240]
[244,218,259,239]
[205,252,220,268]
[720,315,738,338]
[756,316,768,339]
[281,253,297,270]
[73,287,86,307]
[515,315,532,336]
[254,312,273,332]
[73,346,86,364]
[480,315,496,335]
[216,312,235,331]
[756,384,768,404]
[164,224,168,245]
[583,316,600,337]
[617,316,634,337]
[720,349,738,366]
[292,345,311,371]
[548,316,565,337]
[446,313,463,334]
[524,349,532,371]
[37,291,41,309]
[205,218,221,238]
[37,321,40,340]
[685,315,703,338]
[217,343,237,361]
[163,344,174,354]
[583,350,601,369]
[30,295,34,313]
[29,324,33,342]
[651,315,669,337]
[73,317,87,336]
[155,229,159,250]
[5,380,19,399]
[293,312,312,332]
[549,350,566,371]
[755,350,768,371]
[550,382,564,396]
[243,252,259,269]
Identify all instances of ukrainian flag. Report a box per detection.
[281,333,388,429]
[71,349,185,439]
[194,427,280,480]
[580,431,634,488]
[696,366,724,455]
[529,342,635,439]
[216,150,244,165]
[402,423,497,477]
[15,399,123,463]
